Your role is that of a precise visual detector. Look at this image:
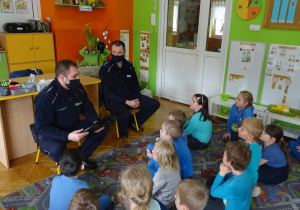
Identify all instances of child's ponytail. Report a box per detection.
[194,94,212,121]
[264,125,290,174]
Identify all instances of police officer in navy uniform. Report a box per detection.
[34,59,108,170]
[99,40,160,138]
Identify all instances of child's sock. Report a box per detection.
[252,186,261,197]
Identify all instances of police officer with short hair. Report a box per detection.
[34,59,108,170]
[100,40,160,139]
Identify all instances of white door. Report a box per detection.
[157,0,232,104]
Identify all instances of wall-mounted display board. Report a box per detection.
[225,40,266,102]
[260,44,300,109]
[263,0,300,30]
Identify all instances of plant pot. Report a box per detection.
[97,42,105,53]
[87,45,94,54]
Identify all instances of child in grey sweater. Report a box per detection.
[152,140,182,208]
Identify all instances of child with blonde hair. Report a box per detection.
[68,189,99,210]
[184,94,212,150]
[223,91,254,141]
[152,140,181,208]
[238,117,263,197]
[259,125,289,185]
[148,120,193,179]
[175,179,209,210]
[116,164,168,210]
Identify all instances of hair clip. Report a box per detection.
[280,137,284,141]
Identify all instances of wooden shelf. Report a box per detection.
[54,0,106,9]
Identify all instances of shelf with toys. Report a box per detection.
[54,0,106,9]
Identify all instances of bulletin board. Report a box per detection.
[225,40,266,102]
[263,0,300,30]
[260,44,300,109]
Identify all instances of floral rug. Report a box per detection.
[1,120,300,209]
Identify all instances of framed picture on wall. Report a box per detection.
[0,0,14,13]
[15,0,28,14]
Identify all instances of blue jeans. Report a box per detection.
[289,135,300,162]
[38,119,109,163]
[99,194,112,210]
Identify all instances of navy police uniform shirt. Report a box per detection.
[99,59,141,106]
[34,78,99,141]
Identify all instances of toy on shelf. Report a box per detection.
[268,104,300,117]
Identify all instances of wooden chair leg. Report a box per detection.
[35,146,40,164]
[133,112,139,131]
[116,120,119,139]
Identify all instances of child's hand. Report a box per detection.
[223,132,231,140]
[219,163,232,177]
[296,146,300,152]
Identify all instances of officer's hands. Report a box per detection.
[125,99,140,108]
[68,129,88,142]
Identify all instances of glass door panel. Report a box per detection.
[166,0,201,49]
[206,0,226,52]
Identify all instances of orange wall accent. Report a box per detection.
[40,0,133,64]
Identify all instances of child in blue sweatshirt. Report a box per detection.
[205,142,252,210]
[148,120,193,179]
[238,117,263,197]
[223,91,254,142]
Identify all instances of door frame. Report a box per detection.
[156,0,233,99]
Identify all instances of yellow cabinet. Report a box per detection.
[0,33,56,74]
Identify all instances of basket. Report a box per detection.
[268,104,300,117]
[221,94,230,101]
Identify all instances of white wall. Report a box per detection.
[0,0,41,33]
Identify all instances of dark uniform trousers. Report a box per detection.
[38,119,109,163]
[109,95,160,134]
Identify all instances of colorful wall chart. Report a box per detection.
[139,31,150,82]
[120,30,130,60]
[263,0,300,29]
[261,44,300,109]
[225,41,266,102]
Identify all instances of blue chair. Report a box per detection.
[9,69,43,79]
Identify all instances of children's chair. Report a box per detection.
[30,123,81,174]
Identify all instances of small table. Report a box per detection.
[0,73,101,168]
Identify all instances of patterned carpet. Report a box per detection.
[1,120,300,210]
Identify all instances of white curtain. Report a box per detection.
[211,0,226,20]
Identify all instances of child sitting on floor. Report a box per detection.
[223,91,254,142]
[238,117,263,197]
[49,148,113,210]
[68,188,99,210]
[152,140,181,208]
[184,94,212,150]
[116,164,168,210]
[259,125,289,185]
[206,142,252,210]
[147,109,187,158]
[175,179,209,210]
[289,135,300,162]
[148,120,194,179]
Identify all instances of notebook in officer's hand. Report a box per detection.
[81,115,117,133]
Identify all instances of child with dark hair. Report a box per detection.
[68,188,99,210]
[205,142,252,210]
[49,148,114,210]
[259,125,289,185]
[148,120,193,179]
[184,94,212,150]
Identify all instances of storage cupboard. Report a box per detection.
[0,33,56,74]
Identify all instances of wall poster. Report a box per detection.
[140,31,150,82]
[1,0,14,13]
[120,30,129,60]
[15,0,27,14]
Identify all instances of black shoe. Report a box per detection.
[120,133,128,139]
[107,201,116,210]
[128,122,144,132]
[82,159,97,171]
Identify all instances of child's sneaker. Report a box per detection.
[252,186,261,197]
[146,149,153,158]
